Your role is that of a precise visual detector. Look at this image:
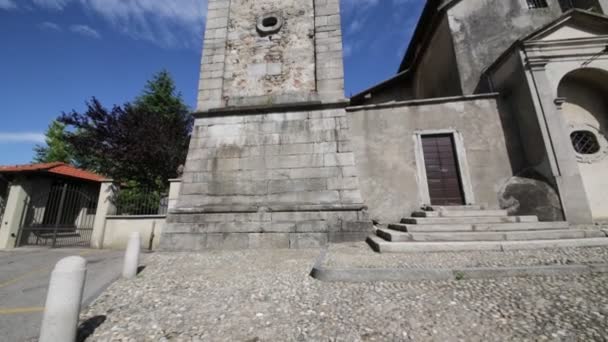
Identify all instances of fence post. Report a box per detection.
[168,178,182,211]
[123,232,141,279]
[0,178,29,249]
[90,180,115,249]
[39,256,87,342]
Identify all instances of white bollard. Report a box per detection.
[39,256,87,342]
[122,232,141,279]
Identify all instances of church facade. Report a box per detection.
[161,0,608,250]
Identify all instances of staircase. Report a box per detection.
[368,205,608,253]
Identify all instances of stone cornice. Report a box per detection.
[192,100,349,118]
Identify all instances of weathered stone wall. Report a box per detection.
[166,0,367,250]
[413,15,462,99]
[179,109,361,209]
[162,106,372,250]
[224,0,316,100]
[197,0,230,111]
[347,96,514,223]
[447,0,561,94]
[314,0,346,101]
[196,0,345,111]
[489,51,550,178]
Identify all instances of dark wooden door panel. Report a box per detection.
[422,134,465,205]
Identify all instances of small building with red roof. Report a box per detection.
[0,163,105,249]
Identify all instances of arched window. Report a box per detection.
[571,130,601,154]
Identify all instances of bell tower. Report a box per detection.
[197,0,345,110]
[161,0,372,251]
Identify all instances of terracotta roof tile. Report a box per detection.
[0,162,105,182]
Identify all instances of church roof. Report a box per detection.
[398,0,457,73]
[350,70,411,105]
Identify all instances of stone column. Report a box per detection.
[196,0,230,111]
[527,61,593,224]
[90,180,116,249]
[314,0,346,101]
[0,178,28,249]
[168,179,182,211]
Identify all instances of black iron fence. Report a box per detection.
[17,183,98,248]
[110,187,168,216]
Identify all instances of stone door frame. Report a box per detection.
[413,129,476,207]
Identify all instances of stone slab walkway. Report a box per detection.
[81,248,608,341]
[324,242,608,269]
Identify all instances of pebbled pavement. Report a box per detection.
[82,249,608,341]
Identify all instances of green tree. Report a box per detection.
[59,71,193,190]
[135,70,189,116]
[33,120,74,164]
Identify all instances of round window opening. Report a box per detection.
[570,130,600,155]
[257,14,283,35]
[262,17,278,28]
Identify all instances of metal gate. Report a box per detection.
[16,183,98,248]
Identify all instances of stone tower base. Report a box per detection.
[160,103,373,250]
[161,207,372,250]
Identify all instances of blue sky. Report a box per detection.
[0,0,424,165]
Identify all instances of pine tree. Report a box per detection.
[33,120,73,164]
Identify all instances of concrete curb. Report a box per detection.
[310,251,608,283]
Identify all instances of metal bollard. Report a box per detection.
[39,256,87,342]
[122,232,141,279]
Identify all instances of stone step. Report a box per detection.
[376,228,412,242]
[376,228,605,243]
[428,205,484,211]
[389,221,569,233]
[441,209,508,217]
[413,209,508,218]
[401,216,538,225]
[412,211,440,217]
[389,223,473,232]
[474,221,569,231]
[367,235,608,253]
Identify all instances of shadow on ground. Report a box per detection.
[77,315,107,342]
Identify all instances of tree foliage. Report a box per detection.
[33,120,74,164]
[58,71,193,190]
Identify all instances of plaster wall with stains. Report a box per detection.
[447,0,562,94]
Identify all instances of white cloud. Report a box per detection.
[32,0,70,10]
[39,21,62,31]
[30,0,207,49]
[0,133,45,144]
[70,24,101,39]
[0,0,17,10]
[343,43,353,58]
[347,18,363,35]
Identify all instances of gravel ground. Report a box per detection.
[80,249,608,341]
[324,242,608,269]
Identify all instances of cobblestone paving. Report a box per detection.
[81,249,608,341]
[324,242,608,269]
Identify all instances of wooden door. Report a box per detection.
[422,134,465,205]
